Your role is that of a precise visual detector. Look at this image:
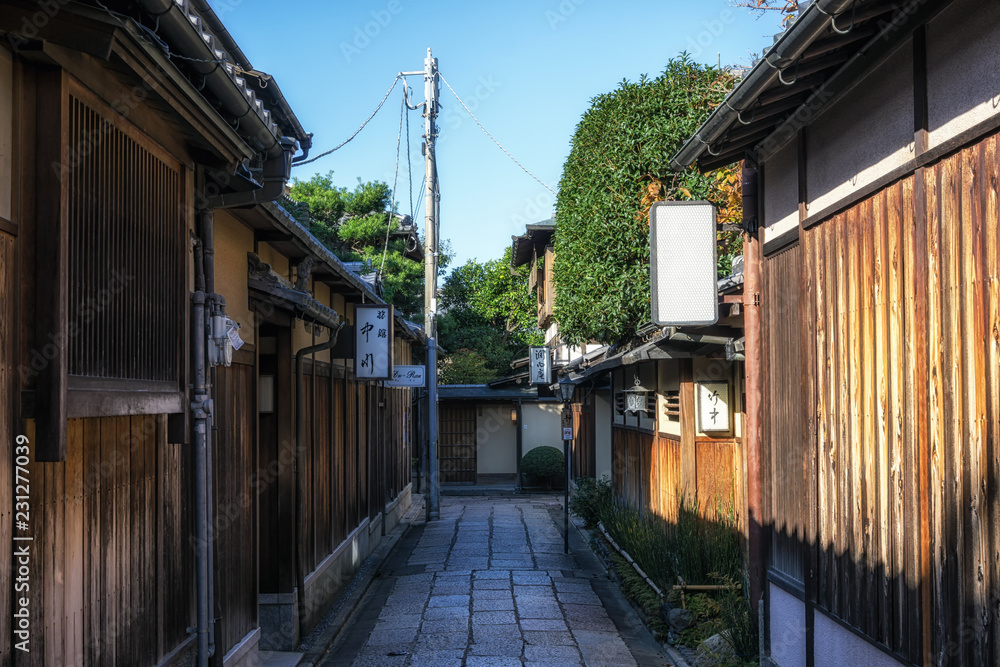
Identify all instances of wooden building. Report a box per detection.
[0,2,417,665]
[673,0,1000,664]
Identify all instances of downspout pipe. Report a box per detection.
[191,291,211,667]
[669,0,859,170]
[294,325,345,618]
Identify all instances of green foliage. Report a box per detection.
[715,571,759,661]
[338,213,397,251]
[437,247,543,383]
[598,493,743,599]
[553,56,741,346]
[521,446,565,487]
[569,477,612,528]
[288,173,443,321]
[438,348,494,385]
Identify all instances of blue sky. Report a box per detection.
[209,0,779,270]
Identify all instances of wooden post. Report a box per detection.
[34,67,69,461]
[679,359,696,502]
[744,229,764,613]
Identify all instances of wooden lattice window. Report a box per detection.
[662,390,680,422]
[66,89,185,384]
[33,72,188,460]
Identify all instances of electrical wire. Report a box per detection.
[437,71,556,195]
[295,75,402,167]
[379,91,406,275]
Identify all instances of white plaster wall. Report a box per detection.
[595,391,612,481]
[476,402,517,474]
[521,402,562,454]
[763,137,799,246]
[926,0,1000,152]
[814,612,906,667]
[768,584,807,667]
[0,47,12,221]
[656,360,681,437]
[806,41,913,217]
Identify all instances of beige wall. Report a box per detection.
[476,402,517,474]
[0,47,12,221]
[521,401,562,454]
[214,211,255,343]
[927,0,1000,152]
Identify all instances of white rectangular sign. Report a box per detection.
[696,381,730,432]
[650,201,718,326]
[385,365,425,388]
[528,346,551,385]
[355,304,394,380]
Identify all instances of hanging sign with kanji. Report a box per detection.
[354,304,394,380]
[696,381,730,432]
[528,346,551,385]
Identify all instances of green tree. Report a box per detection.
[437,247,543,383]
[288,172,443,320]
[553,55,741,347]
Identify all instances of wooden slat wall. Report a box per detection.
[785,129,1000,664]
[612,426,740,525]
[213,362,257,658]
[571,390,596,480]
[13,415,192,667]
[761,243,805,585]
[439,405,477,484]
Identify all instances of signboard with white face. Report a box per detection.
[529,346,551,385]
[354,304,393,380]
[385,365,425,388]
[696,381,730,433]
[650,201,718,326]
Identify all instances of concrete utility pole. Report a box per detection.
[421,48,440,521]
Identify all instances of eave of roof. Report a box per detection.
[511,218,556,268]
[671,0,951,172]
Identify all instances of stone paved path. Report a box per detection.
[321,496,667,667]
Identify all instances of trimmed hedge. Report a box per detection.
[522,446,565,487]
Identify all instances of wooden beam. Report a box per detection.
[679,359,696,500]
[33,66,68,461]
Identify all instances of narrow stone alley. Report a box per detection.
[319,496,668,667]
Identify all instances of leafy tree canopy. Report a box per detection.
[437,247,543,383]
[553,55,742,347]
[287,172,448,321]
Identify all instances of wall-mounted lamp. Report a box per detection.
[558,379,576,404]
[510,407,518,423]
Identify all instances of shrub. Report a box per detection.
[570,477,612,527]
[521,446,565,488]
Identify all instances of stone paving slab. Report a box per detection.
[323,496,664,667]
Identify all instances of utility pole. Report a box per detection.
[421,48,440,521]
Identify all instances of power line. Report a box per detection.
[295,75,402,167]
[437,71,556,196]
[380,91,406,275]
